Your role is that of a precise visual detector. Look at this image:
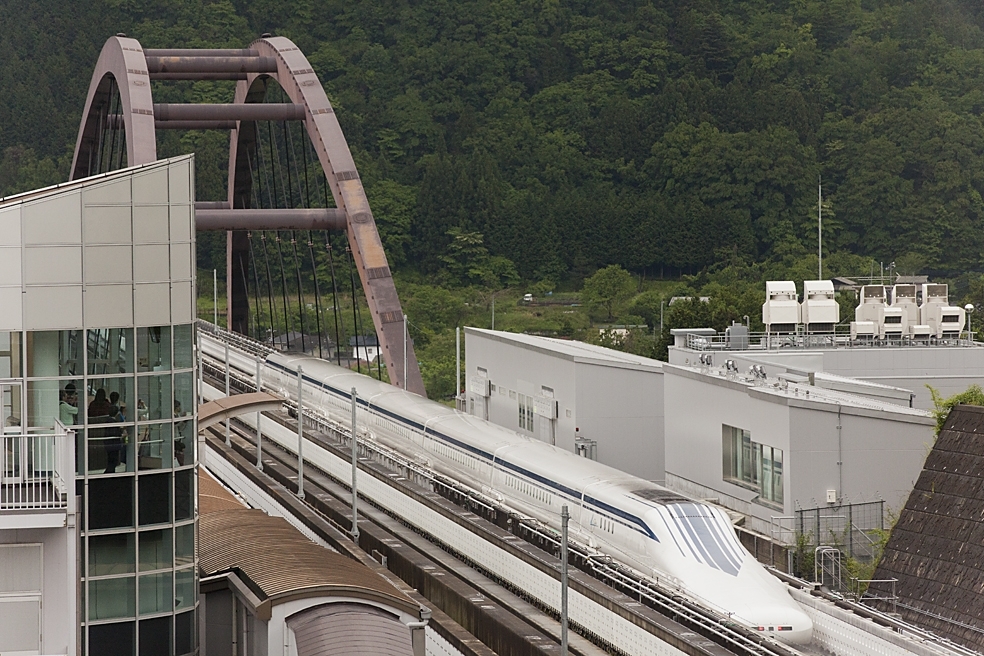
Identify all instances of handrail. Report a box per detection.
[686,329,977,351]
[1,427,74,512]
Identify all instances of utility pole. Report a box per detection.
[455,326,461,404]
[213,269,218,327]
[561,504,569,656]
[224,340,230,445]
[818,175,823,280]
[403,314,408,390]
[255,357,263,471]
[296,366,304,499]
[350,387,360,541]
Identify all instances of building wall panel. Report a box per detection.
[84,205,132,244]
[23,246,82,285]
[133,205,170,244]
[23,285,83,329]
[22,193,82,245]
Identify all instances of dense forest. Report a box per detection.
[3,0,984,394]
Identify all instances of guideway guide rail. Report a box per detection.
[205,423,597,656]
[201,348,799,656]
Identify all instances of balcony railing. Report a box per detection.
[685,327,978,352]
[1,424,74,513]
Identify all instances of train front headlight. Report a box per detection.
[747,606,813,645]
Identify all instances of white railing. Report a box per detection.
[1,424,74,512]
[686,328,978,351]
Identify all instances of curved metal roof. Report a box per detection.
[199,471,419,620]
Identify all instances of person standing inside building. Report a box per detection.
[88,389,117,473]
[59,384,79,426]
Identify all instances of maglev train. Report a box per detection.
[201,335,813,644]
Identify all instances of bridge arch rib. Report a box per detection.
[71,36,158,179]
[70,35,426,396]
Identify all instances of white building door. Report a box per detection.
[0,596,41,655]
[0,544,43,656]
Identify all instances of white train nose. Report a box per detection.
[746,606,813,645]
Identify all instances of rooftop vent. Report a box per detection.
[801,280,838,333]
[763,281,799,333]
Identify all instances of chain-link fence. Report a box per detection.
[774,500,887,583]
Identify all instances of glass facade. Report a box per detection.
[1,325,197,655]
[722,425,784,508]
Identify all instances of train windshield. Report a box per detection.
[663,503,745,576]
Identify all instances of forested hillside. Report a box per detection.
[4,0,984,279]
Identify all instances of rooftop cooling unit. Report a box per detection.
[855,285,886,323]
[763,281,799,333]
[891,284,919,326]
[881,305,906,339]
[920,283,965,338]
[850,321,876,340]
[855,285,896,340]
[909,324,932,340]
[801,280,839,332]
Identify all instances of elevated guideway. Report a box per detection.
[198,322,973,656]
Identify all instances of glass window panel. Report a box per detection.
[89,576,135,620]
[174,420,193,467]
[2,380,22,433]
[762,446,773,502]
[138,528,172,572]
[88,477,134,530]
[0,331,22,378]
[26,379,80,429]
[174,567,196,611]
[87,425,135,475]
[89,532,135,576]
[138,572,173,615]
[75,428,85,477]
[172,324,193,370]
[138,473,170,526]
[773,448,784,504]
[174,610,194,655]
[86,378,134,424]
[174,523,194,568]
[139,615,171,656]
[174,469,193,521]
[173,372,193,420]
[137,423,171,471]
[59,381,83,427]
[87,328,134,375]
[26,330,82,378]
[137,375,171,422]
[88,620,134,656]
[137,327,170,373]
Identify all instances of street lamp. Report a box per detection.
[965,304,975,342]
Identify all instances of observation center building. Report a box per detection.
[0,156,198,655]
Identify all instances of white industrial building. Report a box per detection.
[662,363,935,536]
[463,328,665,482]
[470,282,973,547]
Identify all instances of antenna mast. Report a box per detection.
[818,175,823,280]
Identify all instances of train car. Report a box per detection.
[200,335,813,644]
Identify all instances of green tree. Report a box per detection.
[928,384,984,436]
[582,265,635,321]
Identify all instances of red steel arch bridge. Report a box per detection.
[71,34,425,396]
